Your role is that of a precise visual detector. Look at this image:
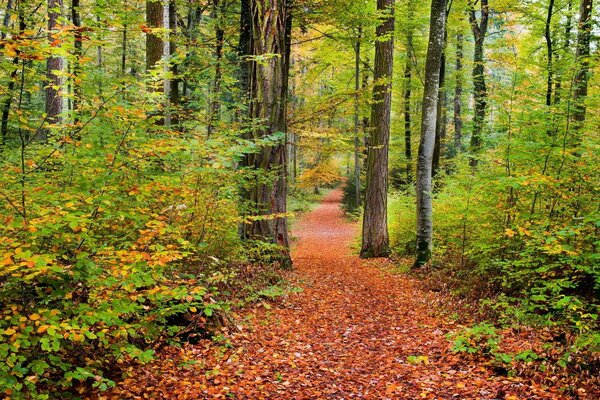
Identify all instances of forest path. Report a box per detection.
[112,189,558,399]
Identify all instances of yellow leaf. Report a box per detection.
[38,325,49,333]
[4,328,16,335]
[29,313,41,321]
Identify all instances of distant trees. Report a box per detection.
[361,0,395,258]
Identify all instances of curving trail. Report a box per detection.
[111,189,563,399]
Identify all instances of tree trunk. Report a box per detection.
[44,0,64,140]
[572,0,592,129]
[545,0,555,108]
[0,0,20,146]
[71,0,82,125]
[468,0,488,169]
[553,0,573,104]
[208,0,225,137]
[146,0,163,72]
[452,33,463,155]
[354,29,362,207]
[238,0,252,103]
[361,0,394,258]
[432,26,447,177]
[242,0,292,267]
[403,0,414,183]
[168,0,179,124]
[415,0,446,267]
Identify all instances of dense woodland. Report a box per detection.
[0,0,598,397]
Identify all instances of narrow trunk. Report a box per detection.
[403,0,414,182]
[361,0,394,258]
[452,33,463,155]
[468,0,488,169]
[545,0,555,108]
[121,25,127,74]
[432,26,447,177]
[71,0,82,125]
[353,29,362,207]
[554,0,573,104]
[572,0,592,129]
[1,1,19,145]
[168,0,179,124]
[415,0,446,267]
[44,0,64,140]
[208,0,224,137]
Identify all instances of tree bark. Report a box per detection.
[452,33,463,155]
[354,29,362,207]
[468,0,488,169]
[208,0,225,137]
[545,0,555,108]
[361,0,394,258]
[572,0,592,129]
[146,0,163,72]
[242,0,292,267]
[71,0,82,125]
[403,0,414,183]
[415,0,446,267]
[44,0,64,140]
[432,26,448,177]
[0,0,20,145]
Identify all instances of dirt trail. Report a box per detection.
[113,189,562,399]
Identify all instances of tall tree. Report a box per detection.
[71,0,82,125]
[467,0,488,168]
[452,33,463,155]
[415,0,446,267]
[432,2,450,176]
[45,0,64,139]
[353,28,362,207]
[361,0,395,258]
[572,0,592,130]
[403,0,414,182]
[146,0,163,72]
[207,0,225,137]
[242,0,292,267]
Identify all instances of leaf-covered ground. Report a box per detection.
[103,189,595,399]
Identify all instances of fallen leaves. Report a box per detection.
[101,190,598,400]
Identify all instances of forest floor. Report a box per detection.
[106,189,587,399]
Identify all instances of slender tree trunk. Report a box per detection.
[452,33,463,155]
[361,0,394,258]
[243,0,292,267]
[168,0,179,124]
[121,25,127,75]
[554,0,573,104]
[1,0,19,145]
[432,27,447,177]
[354,29,362,207]
[208,0,224,137]
[545,0,555,108]
[572,0,592,129]
[71,0,82,125]
[361,60,370,168]
[44,0,64,140]
[468,0,488,169]
[415,0,446,267]
[403,0,414,183]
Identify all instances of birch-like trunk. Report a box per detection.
[415,0,446,267]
